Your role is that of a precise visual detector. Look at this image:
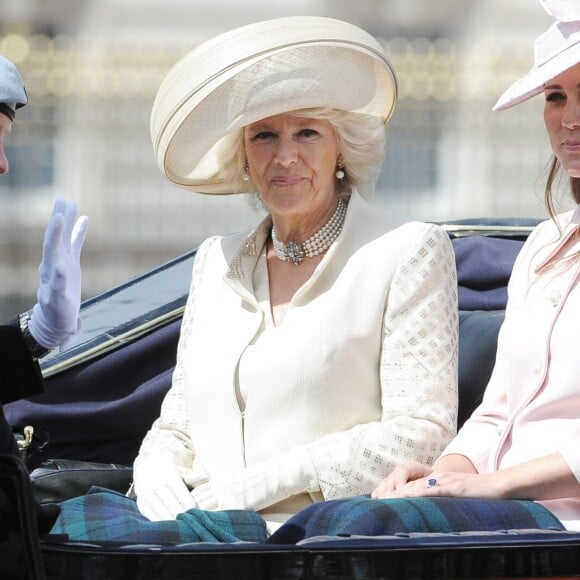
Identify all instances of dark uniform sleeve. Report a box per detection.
[0,321,58,533]
[0,318,44,405]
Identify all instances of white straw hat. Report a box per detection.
[150,16,398,194]
[494,0,580,111]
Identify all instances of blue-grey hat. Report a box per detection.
[0,55,28,121]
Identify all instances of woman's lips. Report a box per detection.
[563,139,580,151]
[271,176,304,186]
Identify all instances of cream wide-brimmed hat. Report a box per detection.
[494,0,580,111]
[150,16,398,194]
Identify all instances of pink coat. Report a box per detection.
[442,206,580,530]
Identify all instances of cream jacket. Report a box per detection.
[442,206,580,529]
[135,191,458,520]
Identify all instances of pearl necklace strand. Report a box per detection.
[271,198,347,265]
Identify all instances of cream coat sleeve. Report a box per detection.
[306,224,458,499]
[133,237,218,478]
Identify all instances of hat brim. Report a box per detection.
[493,38,580,111]
[0,55,28,113]
[150,17,398,194]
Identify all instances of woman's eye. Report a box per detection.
[298,128,319,138]
[545,91,565,103]
[252,131,276,141]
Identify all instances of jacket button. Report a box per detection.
[548,290,561,307]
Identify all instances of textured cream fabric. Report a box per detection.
[134,191,458,521]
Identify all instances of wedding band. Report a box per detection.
[427,478,439,488]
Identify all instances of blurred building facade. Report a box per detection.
[0,0,560,317]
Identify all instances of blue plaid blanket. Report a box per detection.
[267,495,564,544]
[50,487,268,543]
[51,489,564,546]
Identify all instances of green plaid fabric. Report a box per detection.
[50,487,268,543]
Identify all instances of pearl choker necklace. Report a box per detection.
[271,198,347,265]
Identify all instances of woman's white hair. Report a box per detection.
[216,108,386,205]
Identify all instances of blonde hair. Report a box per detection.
[217,108,386,203]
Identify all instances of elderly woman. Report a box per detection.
[128,16,458,533]
[370,0,580,533]
[47,16,458,543]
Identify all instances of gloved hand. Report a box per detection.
[190,447,319,512]
[134,461,199,521]
[28,198,88,349]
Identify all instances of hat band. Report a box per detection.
[0,103,15,121]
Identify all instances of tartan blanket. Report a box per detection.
[267,495,565,544]
[50,487,268,543]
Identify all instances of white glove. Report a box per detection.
[190,447,319,512]
[134,461,199,522]
[28,198,88,349]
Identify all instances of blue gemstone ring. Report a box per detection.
[427,477,439,488]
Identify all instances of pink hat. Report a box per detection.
[493,0,580,111]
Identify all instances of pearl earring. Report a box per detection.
[335,158,345,180]
[242,161,250,182]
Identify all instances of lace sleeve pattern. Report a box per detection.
[307,224,458,499]
[133,236,219,471]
